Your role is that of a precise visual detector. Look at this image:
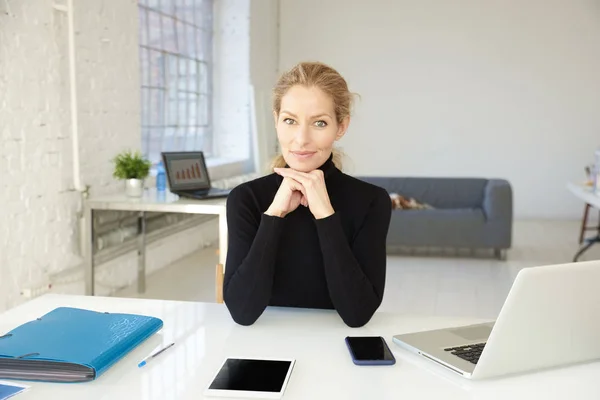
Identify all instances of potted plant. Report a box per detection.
[112,150,152,197]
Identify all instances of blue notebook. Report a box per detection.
[0,307,163,382]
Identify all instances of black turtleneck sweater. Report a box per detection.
[222,156,392,327]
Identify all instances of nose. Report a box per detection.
[293,123,310,147]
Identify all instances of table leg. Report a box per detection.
[84,205,94,296]
[573,235,600,262]
[137,211,146,293]
[579,204,590,244]
[218,211,228,268]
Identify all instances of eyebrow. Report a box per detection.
[280,110,332,119]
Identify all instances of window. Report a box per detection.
[138,0,214,165]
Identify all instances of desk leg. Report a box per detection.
[84,206,94,296]
[573,235,600,262]
[218,211,228,268]
[137,211,146,293]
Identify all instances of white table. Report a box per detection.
[84,189,227,295]
[1,294,599,400]
[567,182,600,261]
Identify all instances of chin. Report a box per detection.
[283,154,321,172]
[284,161,313,172]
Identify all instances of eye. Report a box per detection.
[283,118,295,125]
[314,120,327,128]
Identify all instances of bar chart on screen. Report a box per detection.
[171,159,205,184]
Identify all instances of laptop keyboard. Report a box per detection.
[444,343,486,364]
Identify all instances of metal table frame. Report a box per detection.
[567,183,600,262]
[83,190,227,295]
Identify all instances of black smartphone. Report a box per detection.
[345,336,396,366]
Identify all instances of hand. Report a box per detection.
[273,168,335,219]
[265,177,308,218]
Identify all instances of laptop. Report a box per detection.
[161,151,231,200]
[392,260,600,380]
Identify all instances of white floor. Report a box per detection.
[114,219,599,320]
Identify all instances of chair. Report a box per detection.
[579,204,600,244]
[216,263,224,303]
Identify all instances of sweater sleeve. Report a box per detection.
[314,187,392,327]
[223,186,286,326]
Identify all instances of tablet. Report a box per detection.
[204,357,295,399]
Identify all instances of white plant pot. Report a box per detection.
[125,179,144,197]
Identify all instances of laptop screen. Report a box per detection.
[162,151,211,191]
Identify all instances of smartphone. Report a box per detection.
[345,336,396,366]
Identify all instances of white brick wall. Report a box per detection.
[0,0,81,312]
[213,0,251,161]
[74,0,142,195]
[0,0,276,312]
[0,0,215,312]
[249,0,280,171]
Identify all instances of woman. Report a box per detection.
[223,61,391,327]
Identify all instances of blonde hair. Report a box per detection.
[269,61,356,171]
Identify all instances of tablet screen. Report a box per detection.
[208,359,292,393]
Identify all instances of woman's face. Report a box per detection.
[274,85,348,172]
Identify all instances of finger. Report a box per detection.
[283,177,307,197]
[301,197,308,207]
[308,169,324,178]
[275,168,314,187]
[297,183,308,199]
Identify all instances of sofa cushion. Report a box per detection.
[387,208,488,248]
[357,177,488,209]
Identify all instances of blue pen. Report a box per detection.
[138,342,175,368]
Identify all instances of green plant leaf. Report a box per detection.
[112,150,152,180]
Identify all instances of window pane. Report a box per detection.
[148,88,165,126]
[178,92,188,125]
[139,0,213,159]
[198,61,208,94]
[198,94,209,126]
[141,87,150,127]
[178,59,187,91]
[175,21,186,55]
[199,126,212,156]
[163,128,177,151]
[174,126,186,150]
[148,128,164,164]
[159,0,174,15]
[161,15,176,53]
[181,127,191,152]
[195,0,212,31]
[186,26,198,58]
[148,49,164,88]
[142,127,150,157]
[139,9,148,46]
[183,0,195,26]
[140,48,149,87]
[188,93,198,127]
[147,10,161,47]
[166,54,177,95]
[193,127,205,152]
[167,92,177,126]
[175,0,187,22]
[187,59,196,93]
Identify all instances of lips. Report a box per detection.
[290,151,316,160]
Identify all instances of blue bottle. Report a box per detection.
[156,161,166,191]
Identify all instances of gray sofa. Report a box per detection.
[357,177,513,259]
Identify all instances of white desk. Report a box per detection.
[84,189,227,295]
[567,182,600,261]
[1,294,599,400]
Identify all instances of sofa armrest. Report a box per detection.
[483,179,513,222]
